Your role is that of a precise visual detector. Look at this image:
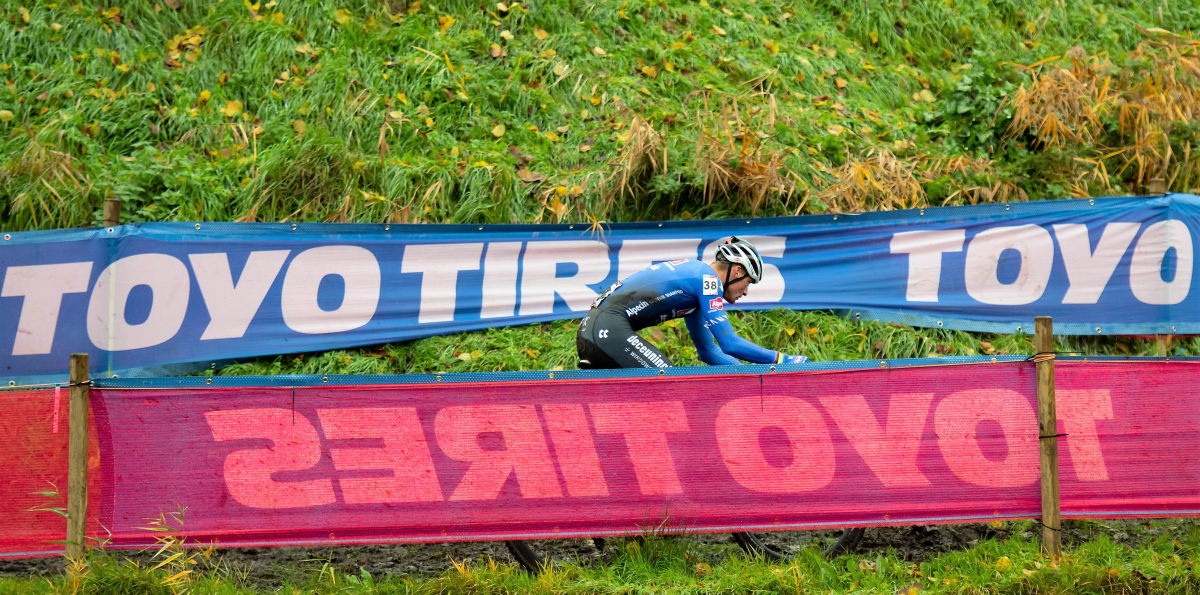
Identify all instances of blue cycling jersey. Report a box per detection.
[589,259,782,366]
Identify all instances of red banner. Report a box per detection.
[2,361,1199,558]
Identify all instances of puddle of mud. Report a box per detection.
[3,520,1195,589]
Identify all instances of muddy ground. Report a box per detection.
[3,520,1193,589]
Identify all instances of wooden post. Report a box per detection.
[66,354,89,560]
[102,198,121,227]
[1148,177,1167,195]
[1035,317,1061,558]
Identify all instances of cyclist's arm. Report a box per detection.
[701,299,785,364]
[683,311,740,366]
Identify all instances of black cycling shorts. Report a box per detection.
[576,307,674,370]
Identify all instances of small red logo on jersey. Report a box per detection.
[668,259,689,265]
[709,298,724,310]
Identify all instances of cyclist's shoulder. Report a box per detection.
[660,258,716,277]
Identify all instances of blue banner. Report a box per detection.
[1,194,1196,382]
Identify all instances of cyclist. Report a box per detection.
[506,237,859,572]
[577,236,808,369]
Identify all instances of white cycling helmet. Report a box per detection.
[715,236,763,283]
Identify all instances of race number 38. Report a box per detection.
[702,275,719,296]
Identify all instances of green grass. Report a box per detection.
[213,310,1200,377]
[6,520,1200,594]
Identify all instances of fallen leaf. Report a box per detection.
[995,557,1012,571]
[36,92,48,101]
[534,28,549,40]
[545,130,559,142]
[869,30,879,44]
[826,124,844,135]
[500,29,514,40]
[102,6,120,19]
[51,22,62,31]
[491,123,505,137]
[294,43,314,55]
[549,196,567,218]
[553,63,567,76]
[17,6,30,23]
[0,110,12,123]
[164,0,181,9]
[917,89,935,102]
[762,39,779,53]
[592,46,606,56]
[221,100,243,117]
[388,110,402,119]
[335,8,351,24]
[711,25,726,35]
[457,352,472,361]
[424,117,434,127]
[489,43,503,58]
[517,168,546,183]
[835,77,847,88]
[396,93,408,105]
[642,65,658,78]
[417,105,430,117]
[556,125,569,133]
[785,328,795,336]
[438,15,455,31]
[292,119,306,134]
[664,61,675,73]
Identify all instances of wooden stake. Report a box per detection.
[102,198,121,228]
[66,354,89,560]
[1035,317,1061,558]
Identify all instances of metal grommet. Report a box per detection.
[111,374,118,378]
[1089,199,1095,205]
[211,363,217,369]
[194,223,201,229]
[880,361,887,368]
[658,223,663,227]
[7,381,14,386]
[385,224,391,231]
[1016,326,1022,333]
[746,220,751,224]
[833,214,839,220]
[1172,326,1177,332]
[569,225,574,229]
[854,312,861,319]
[1095,326,1102,333]
[107,227,114,233]
[3,234,9,241]
[658,369,666,376]
[1005,204,1010,210]
[548,372,554,379]
[769,365,776,372]
[919,209,925,215]
[291,223,298,230]
[937,321,943,327]
[991,357,997,363]
[479,226,483,230]
[436,375,442,382]
[322,376,329,383]
[205,378,212,385]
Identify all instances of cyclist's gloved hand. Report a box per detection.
[779,354,809,364]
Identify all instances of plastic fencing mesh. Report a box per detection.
[0,388,103,558]
[2,360,1198,558]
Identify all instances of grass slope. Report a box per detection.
[4,0,1200,370]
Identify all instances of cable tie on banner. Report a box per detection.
[1036,519,1062,532]
[1039,433,1068,439]
[1026,351,1056,363]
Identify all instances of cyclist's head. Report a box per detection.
[715,236,763,283]
[713,236,764,303]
